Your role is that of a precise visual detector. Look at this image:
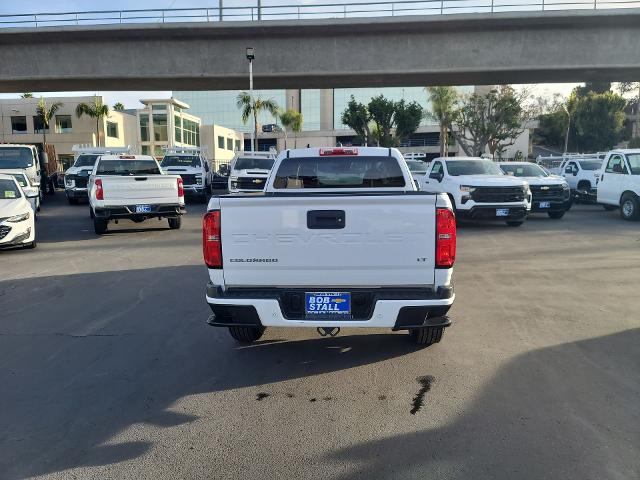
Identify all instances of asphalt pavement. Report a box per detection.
[1,194,638,479]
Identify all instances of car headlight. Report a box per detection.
[6,212,30,223]
[460,185,476,193]
[561,182,570,190]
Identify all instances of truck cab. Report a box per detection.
[596,149,640,220]
[228,151,276,193]
[0,144,41,196]
[560,157,603,201]
[422,157,532,226]
[160,147,213,202]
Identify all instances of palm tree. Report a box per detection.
[36,97,63,153]
[75,97,110,147]
[279,109,303,148]
[113,102,125,111]
[426,86,459,157]
[21,92,34,98]
[236,92,279,151]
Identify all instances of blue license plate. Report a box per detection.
[539,201,551,209]
[305,292,351,316]
[135,204,152,213]
[496,208,510,217]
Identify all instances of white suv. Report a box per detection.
[423,157,532,226]
[597,149,640,221]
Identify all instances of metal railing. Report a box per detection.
[1,0,640,28]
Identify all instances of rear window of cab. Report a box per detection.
[273,156,406,189]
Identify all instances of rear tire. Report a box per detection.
[410,327,444,346]
[620,193,640,221]
[93,218,108,235]
[168,217,182,229]
[228,326,265,343]
[602,204,617,211]
[547,211,565,219]
[506,220,524,227]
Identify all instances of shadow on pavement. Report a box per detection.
[0,266,420,479]
[325,328,640,480]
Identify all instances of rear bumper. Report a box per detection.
[94,203,186,220]
[65,188,88,199]
[205,284,454,329]
[457,205,528,220]
[183,185,206,195]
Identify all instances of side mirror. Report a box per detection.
[430,172,443,182]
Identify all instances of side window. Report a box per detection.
[605,155,627,174]
[431,162,442,174]
[565,162,577,174]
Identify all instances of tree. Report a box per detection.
[368,95,396,147]
[113,102,125,111]
[574,82,612,96]
[75,98,110,147]
[571,91,626,152]
[451,87,529,158]
[279,109,303,149]
[426,86,458,156]
[341,96,373,146]
[35,97,63,154]
[394,100,423,146]
[21,92,34,98]
[618,81,640,140]
[236,92,279,151]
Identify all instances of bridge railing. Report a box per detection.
[1,0,640,28]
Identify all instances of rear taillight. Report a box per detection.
[319,147,358,156]
[177,178,184,197]
[436,208,456,268]
[95,179,104,200]
[203,211,222,268]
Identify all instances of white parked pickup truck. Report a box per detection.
[160,147,213,202]
[422,157,532,226]
[558,157,603,201]
[204,147,456,345]
[88,154,186,234]
[597,149,640,220]
[228,152,276,193]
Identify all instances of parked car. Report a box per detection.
[596,149,640,220]
[204,146,456,345]
[499,162,571,219]
[421,157,531,226]
[0,174,36,249]
[0,144,41,197]
[261,124,282,133]
[228,152,276,193]
[160,148,213,202]
[406,159,431,190]
[88,154,186,234]
[3,170,42,213]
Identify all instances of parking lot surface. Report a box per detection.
[1,195,639,480]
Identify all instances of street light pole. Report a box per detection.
[246,47,255,152]
[563,104,571,154]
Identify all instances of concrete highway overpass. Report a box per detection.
[0,8,639,92]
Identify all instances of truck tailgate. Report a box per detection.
[219,194,437,287]
[100,176,180,202]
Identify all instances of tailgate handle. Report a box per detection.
[307,210,345,229]
[134,177,148,181]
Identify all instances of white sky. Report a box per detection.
[0,0,581,108]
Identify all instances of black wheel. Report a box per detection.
[93,218,108,235]
[24,239,36,249]
[67,197,79,205]
[602,204,617,211]
[620,193,640,221]
[228,326,265,343]
[168,217,182,229]
[410,327,444,346]
[547,211,565,219]
[506,220,524,227]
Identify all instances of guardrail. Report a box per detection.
[1,0,640,28]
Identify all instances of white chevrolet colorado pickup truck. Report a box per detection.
[422,157,532,226]
[204,147,456,345]
[88,154,186,234]
[596,149,640,220]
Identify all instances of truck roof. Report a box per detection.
[609,149,640,155]
[0,144,36,149]
[433,156,485,162]
[283,146,399,158]
[97,154,157,161]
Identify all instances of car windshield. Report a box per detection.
[0,147,34,169]
[10,174,28,187]
[0,178,22,199]
[627,154,640,174]
[579,160,602,170]
[273,156,406,189]
[234,157,274,170]
[96,160,161,176]
[161,155,201,168]
[446,160,503,176]
[501,163,548,177]
[406,160,429,173]
[74,154,99,168]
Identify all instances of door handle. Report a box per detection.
[307,210,345,229]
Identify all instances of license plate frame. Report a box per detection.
[539,201,551,209]
[305,292,351,317]
[135,204,152,213]
[496,208,510,217]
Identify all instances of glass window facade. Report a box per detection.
[139,114,149,142]
[182,119,199,146]
[141,145,150,155]
[300,89,320,131]
[11,116,27,133]
[226,138,233,150]
[218,136,224,149]
[32,116,45,134]
[174,115,182,143]
[55,115,72,133]
[153,113,168,142]
[107,121,119,138]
